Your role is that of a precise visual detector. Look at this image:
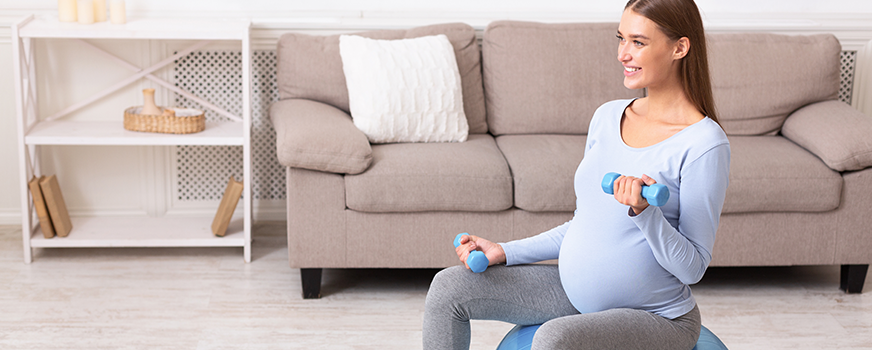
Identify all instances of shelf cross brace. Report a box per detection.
[44,40,244,123]
[73,39,243,123]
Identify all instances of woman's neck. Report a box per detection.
[640,81,703,126]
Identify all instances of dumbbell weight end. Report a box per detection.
[453,233,489,273]
[601,172,670,207]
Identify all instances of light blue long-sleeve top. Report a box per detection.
[500,98,731,319]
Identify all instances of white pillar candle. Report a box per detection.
[58,0,77,22]
[93,0,107,22]
[77,0,95,24]
[110,0,126,25]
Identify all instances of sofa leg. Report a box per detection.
[301,268,323,299]
[840,265,868,294]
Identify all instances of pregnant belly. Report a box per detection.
[557,226,679,314]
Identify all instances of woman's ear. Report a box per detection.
[674,37,690,60]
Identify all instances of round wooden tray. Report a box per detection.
[123,106,205,134]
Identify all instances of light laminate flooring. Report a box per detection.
[1,223,870,349]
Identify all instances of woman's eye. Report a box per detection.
[616,35,625,42]
[634,40,644,47]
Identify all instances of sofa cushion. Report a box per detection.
[495,135,586,212]
[723,136,842,214]
[276,23,488,134]
[782,100,872,172]
[270,99,372,174]
[482,21,643,136]
[345,134,513,212]
[708,33,840,136]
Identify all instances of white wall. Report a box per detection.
[0,27,20,224]
[1,0,872,225]
[3,0,872,15]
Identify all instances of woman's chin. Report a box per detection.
[623,80,644,90]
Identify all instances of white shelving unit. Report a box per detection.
[11,15,253,263]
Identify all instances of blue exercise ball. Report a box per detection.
[496,324,540,350]
[496,324,727,350]
[693,325,728,350]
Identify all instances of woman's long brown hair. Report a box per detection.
[625,0,719,125]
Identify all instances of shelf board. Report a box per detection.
[18,16,250,40]
[30,215,244,248]
[25,120,244,146]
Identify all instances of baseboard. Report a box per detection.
[0,209,22,225]
[252,200,288,221]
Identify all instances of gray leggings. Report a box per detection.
[423,264,701,350]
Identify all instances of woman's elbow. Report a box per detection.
[678,271,705,285]
[674,259,710,285]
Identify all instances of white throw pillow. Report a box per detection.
[339,34,469,143]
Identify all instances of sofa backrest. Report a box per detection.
[708,33,840,136]
[482,21,643,136]
[276,23,489,134]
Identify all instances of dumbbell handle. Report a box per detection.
[601,172,670,207]
[453,233,489,273]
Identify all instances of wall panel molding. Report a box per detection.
[853,39,872,116]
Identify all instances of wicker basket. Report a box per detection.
[123,106,205,134]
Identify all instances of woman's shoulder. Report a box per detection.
[694,117,730,146]
[682,117,730,162]
[590,98,637,130]
[595,98,637,114]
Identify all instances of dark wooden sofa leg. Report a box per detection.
[840,264,868,294]
[301,268,323,299]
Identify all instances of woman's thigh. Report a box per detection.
[532,305,701,350]
[426,264,579,325]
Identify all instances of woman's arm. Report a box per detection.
[499,216,573,266]
[630,144,730,284]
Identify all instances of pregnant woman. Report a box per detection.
[423,0,731,349]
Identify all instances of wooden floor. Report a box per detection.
[2,223,871,349]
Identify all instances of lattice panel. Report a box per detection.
[173,50,283,201]
[840,51,857,104]
[172,49,860,202]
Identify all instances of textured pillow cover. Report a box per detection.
[339,34,469,144]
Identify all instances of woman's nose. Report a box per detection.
[617,45,631,62]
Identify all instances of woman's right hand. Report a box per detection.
[455,234,507,269]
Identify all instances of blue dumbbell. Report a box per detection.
[453,233,489,273]
[601,172,670,207]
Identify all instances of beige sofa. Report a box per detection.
[271,21,872,298]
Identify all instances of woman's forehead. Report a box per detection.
[618,9,662,39]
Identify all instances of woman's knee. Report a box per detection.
[425,266,470,317]
[428,266,468,298]
[530,319,574,349]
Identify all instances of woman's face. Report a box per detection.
[617,9,685,91]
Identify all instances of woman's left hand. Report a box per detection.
[613,174,657,215]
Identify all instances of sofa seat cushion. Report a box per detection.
[496,135,586,212]
[723,136,842,214]
[345,134,513,212]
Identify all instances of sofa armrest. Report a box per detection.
[782,100,872,172]
[270,99,372,174]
